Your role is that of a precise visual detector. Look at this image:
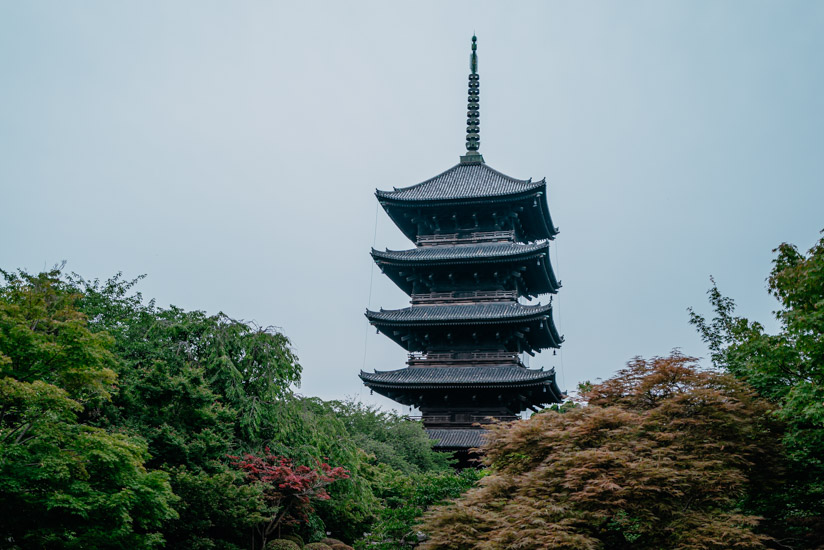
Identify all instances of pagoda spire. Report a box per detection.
[461,35,484,165]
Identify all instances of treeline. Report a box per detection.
[3,230,823,550]
[0,270,477,549]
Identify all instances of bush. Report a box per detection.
[267,539,301,550]
[305,544,332,550]
[320,539,344,546]
[284,534,305,547]
[331,544,354,550]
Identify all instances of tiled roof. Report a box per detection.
[372,241,548,263]
[427,428,488,449]
[376,163,544,202]
[360,366,556,388]
[366,302,552,324]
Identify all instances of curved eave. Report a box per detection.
[371,244,559,296]
[360,371,565,407]
[364,303,554,326]
[359,370,557,390]
[377,183,558,243]
[371,241,548,265]
[364,304,563,352]
[376,185,544,206]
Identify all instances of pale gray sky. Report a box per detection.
[2,2,823,412]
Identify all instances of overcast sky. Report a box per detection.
[2,2,823,413]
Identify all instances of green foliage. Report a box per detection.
[164,467,265,550]
[356,466,482,550]
[1,270,477,550]
[283,534,304,547]
[325,399,452,474]
[65,273,310,549]
[304,544,332,550]
[0,269,117,404]
[690,232,824,547]
[420,354,776,550]
[266,540,301,550]
[70,273,301,449]
[0,270,177,549]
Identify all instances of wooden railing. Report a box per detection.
[407,414,520,425]
[416,230,515,246]
[411,289,517,304]
[407,350,520,365]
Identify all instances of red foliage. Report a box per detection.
[229,448,348,547]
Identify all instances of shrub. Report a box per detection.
[331,544,354,550]
[321,539,344,546]
[267,539,301,550]
[284,534,304,547]
[305,544,332,550]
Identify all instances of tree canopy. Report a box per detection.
[690,231,824,547]
[0,270,177,549]
[420,353,777,550]
[0,269,464,550]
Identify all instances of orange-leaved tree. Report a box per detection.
[420,353,780,550]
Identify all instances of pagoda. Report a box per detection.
[360,36,564,462]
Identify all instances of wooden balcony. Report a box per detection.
[416,230,515,246]
[407,350,521,366]
[407,414,520,427]
[410,289,518,305]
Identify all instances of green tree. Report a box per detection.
[419,354,776,550]
[325,399,452,475]
[690,231,824,547]
[356,466,482,550]
[0,270,177,549]
[66,274,382,548]
[66,273,299,549]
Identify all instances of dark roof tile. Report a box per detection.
[427,428,488,449]
[366,302,552,324]
[376,163,544,202]
[372,241,548,263]
[360,366,556,387]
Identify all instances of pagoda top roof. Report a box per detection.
[428,428,488,449]
[366,301,552,325]
[359,365,557,388]
[372,241,548,263]
[376,162,544,203]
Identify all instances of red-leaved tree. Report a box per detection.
[229,448,349,548]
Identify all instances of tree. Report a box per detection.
[66,273,304,549]
[419,353,776,550]
[0,270,177,549]
[355,466,482,550]
[230,449,349,549]
[690,231,824,547]
[324,399,452,475]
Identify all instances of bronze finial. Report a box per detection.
[461,35,484,164]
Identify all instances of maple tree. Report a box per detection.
[230,449,349,548]
[419,353,778,550]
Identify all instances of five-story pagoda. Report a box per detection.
[360,36,564,460]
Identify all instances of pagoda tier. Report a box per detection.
[365,301,562,354]
[359,365,563,411]
[376,162,558,244]
[371,240,560,298]
[427,429,487,451]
